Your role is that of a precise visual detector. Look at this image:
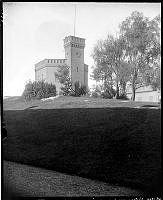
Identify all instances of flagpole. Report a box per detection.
[74,5,76,37]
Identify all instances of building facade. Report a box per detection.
[126,85,161,102]
[35,35,88,93]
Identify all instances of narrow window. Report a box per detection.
[77,67,78,72]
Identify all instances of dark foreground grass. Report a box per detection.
[3,97,161,195]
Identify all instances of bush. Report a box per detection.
[22,81,56,101]
[70,81,87,97]
[91,85,102,98]
[101,87,116,99]
[117,93,129,100]
[91,91,99,98]
[101,91,113,99]
[80,85,87,96]
[74,81,81,96]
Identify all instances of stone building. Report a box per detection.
[35,35,88,93]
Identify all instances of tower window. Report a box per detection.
[77,67,78,72]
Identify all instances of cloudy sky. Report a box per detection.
[3,2,160,96]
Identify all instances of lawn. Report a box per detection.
[3,96,161,195]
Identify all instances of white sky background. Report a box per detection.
[3,2,161,96]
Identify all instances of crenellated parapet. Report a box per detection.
[64,36,85,49]
[35,59,67,71]
[46,59,67,64]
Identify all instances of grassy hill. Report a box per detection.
[3,96,161,195]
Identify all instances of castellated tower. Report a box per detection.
[64,36,88,87]
[35,35,88,93]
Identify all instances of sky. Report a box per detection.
[3,2,161,96]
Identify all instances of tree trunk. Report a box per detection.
[116,81,119,99]
[131,68,137,101]
[131,85,135,101]
[104,74,107,92]
[122,82,126,94]
[131,77,136,101]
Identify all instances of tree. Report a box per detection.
[55,65,73,96]
[91,39,112,86]
[91,35,129,99]
[55,65,87,96]
[91,11,160,101]
[118,61,132,95]
[106,35,127,98]
[90,65,103,83]
[144,59,161,91]
[119,11,160,100]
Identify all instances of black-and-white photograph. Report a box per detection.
[2,2,161,198]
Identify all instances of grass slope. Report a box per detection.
[3,97,161,195]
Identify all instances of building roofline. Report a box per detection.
[65,35,86,40]
[35,59,47,66]
[126,90,159,94]
[35,58,67,66]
